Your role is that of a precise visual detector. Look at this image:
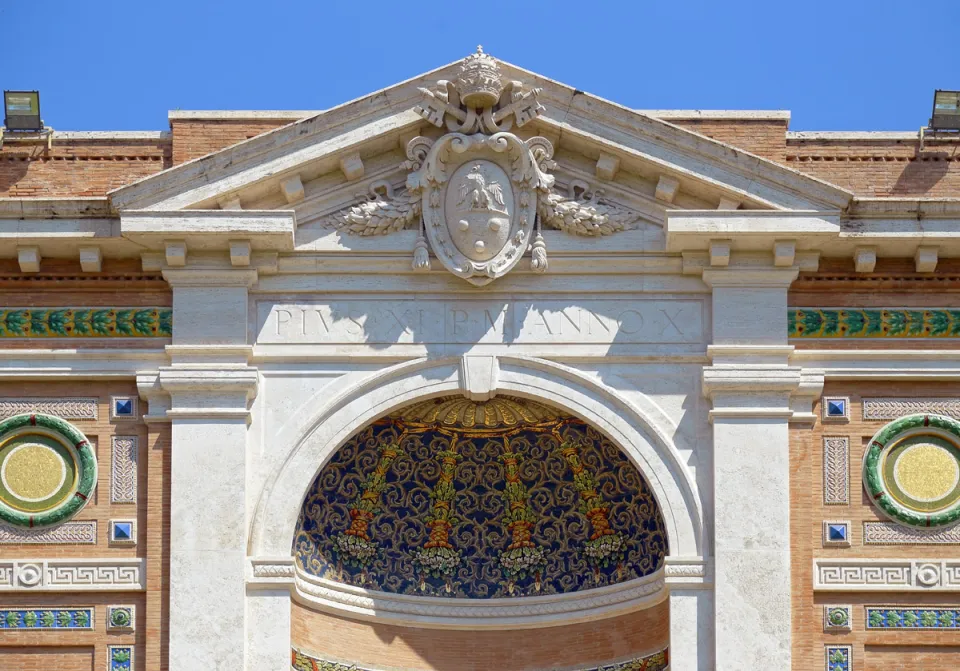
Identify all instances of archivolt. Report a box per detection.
[249,355,704,560]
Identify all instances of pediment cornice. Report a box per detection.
[108,54,853,217]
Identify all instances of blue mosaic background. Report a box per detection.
[294,408,667,598]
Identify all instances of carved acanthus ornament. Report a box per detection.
[321,47,641,284]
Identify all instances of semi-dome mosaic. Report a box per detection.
[0,413,97,528]
[863,413,960,528]
[294,395,667,598]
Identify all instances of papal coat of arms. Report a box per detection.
[325,47,640,285]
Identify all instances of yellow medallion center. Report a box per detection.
[895,442,960,503]
[1,443,66,502]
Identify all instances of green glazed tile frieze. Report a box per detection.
[867,607,960,629]
[788,308,960,338]
[0,308,171,338]
[0,608,93,629]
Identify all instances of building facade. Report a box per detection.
[1,50,960,670]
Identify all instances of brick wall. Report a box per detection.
[864,645,960,670]
[0,646,94,670]
[791,383,960,670]
[291,598,669,671]
[170,119,293,165]
[786,139,960,197]
[670,118,788,162]
[0,139,170,198]
[0,381,169,671]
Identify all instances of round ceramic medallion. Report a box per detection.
[863,414,960,528]
[0,413,96,528]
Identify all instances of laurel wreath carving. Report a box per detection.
[537,190,640,237]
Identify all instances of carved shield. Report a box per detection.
[446,161,512,262]
[413,133,544,286]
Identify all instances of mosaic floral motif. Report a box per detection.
[867,607,960,629]
[0,608,92,629]
[789,308,960,338]
[294,396,667,598]
[109,646,133,671]
[0,308,171,338]
[825,646,850,671]
[291,647,668,671]
[863,413,960,528]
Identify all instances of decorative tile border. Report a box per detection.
[0,607,93,629]
[109,645,134,671]
[790,308,960,338]
[0,398,98,420]
[291,647,669,671]
[824,605,852,632]
[864,521,960,545]
[0,308,171,338]
[815,558,960,592]
[107,605,135,632]
[866,606,960,629]
[823,437,849,505]
[0,521,97,544]
[0,558,145,592]
[111,437,138,504]
[863,397,960,421]
[825,645,851,671]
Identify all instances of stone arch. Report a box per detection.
[250,355,704,561]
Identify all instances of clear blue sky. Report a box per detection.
[4,0,959,132]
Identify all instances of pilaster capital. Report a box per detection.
[158,366,259,421]
[161,267,259,288]
[136,371,171,424]
[701,266,799,289]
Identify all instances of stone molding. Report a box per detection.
[863,521,960,545]
[290,565,666,629]
[823,436,849,505]
[250,355,703,560]
[663,557,712,588]
[110,436,138,504]
[0,521,97,544]
[814,558,960,592]
[863,397,960,421]
[0,397,98,420]
[0,558,144,591]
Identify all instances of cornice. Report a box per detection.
[288,565,666,630]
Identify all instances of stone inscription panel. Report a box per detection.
[256,299,703,345]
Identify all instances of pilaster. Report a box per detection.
[160,265,261,671]
[701,266,799,670]
[665,558,714,671]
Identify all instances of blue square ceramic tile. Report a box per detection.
[828,524,847,541]
[112,522,132,541]
[826,399,846,417]
[115,398,133,416]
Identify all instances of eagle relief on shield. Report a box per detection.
[406,132,550,285]
[323,47,642,285]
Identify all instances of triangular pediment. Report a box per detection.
[110,52,853,270]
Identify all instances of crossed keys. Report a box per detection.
[415,79,545,135]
